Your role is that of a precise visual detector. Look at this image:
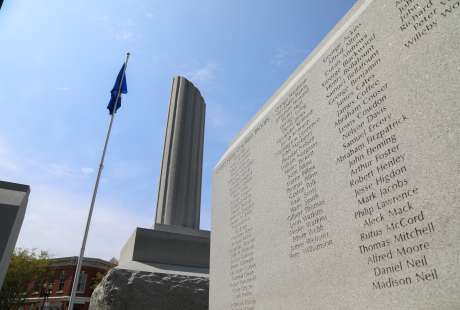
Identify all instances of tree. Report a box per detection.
[0,248,51,310]
[90,257,117,291]
[109,257,118,266]
[89,272,105,291]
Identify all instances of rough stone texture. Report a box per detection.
[211,0,460,309]
[155,76,206,230]
[90,268,209,310]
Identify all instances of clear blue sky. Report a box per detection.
[1,0,356,260]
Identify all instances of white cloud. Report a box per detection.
[81,167,94,175]
[270,47,305,67]
[186,63,218,83]
[210,115,225,128]
[145,12,154,19]
[0,134,151,260]
[270,48,290,67]
[16,185,150,260]
[0,136,96,181]
[96,15,135,41]
[45,163,76,178]
[0,137,18,173]
[114,30,133,41]
[208,102,227,128]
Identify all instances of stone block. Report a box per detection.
[120,226,210,269]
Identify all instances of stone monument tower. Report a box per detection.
[155,76,205,229]
[118,76,210,269]
[90,76,210,309]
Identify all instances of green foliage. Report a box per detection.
[0,248,51,310]
[90,271,106,291]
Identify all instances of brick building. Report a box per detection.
[20,256,114,310]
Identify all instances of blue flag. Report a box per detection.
[107,64,128,115]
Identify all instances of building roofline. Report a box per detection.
[49,256,115,269]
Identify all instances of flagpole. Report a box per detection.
[68,52,130,310]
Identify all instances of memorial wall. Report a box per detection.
[210,0,460,309]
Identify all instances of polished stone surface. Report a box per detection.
[210,0,460,309]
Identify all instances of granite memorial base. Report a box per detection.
[89,266,209,310]
[119,224,210,269]
[0,181,30,288]
[210,0,460,309]
[90,225,210,310]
